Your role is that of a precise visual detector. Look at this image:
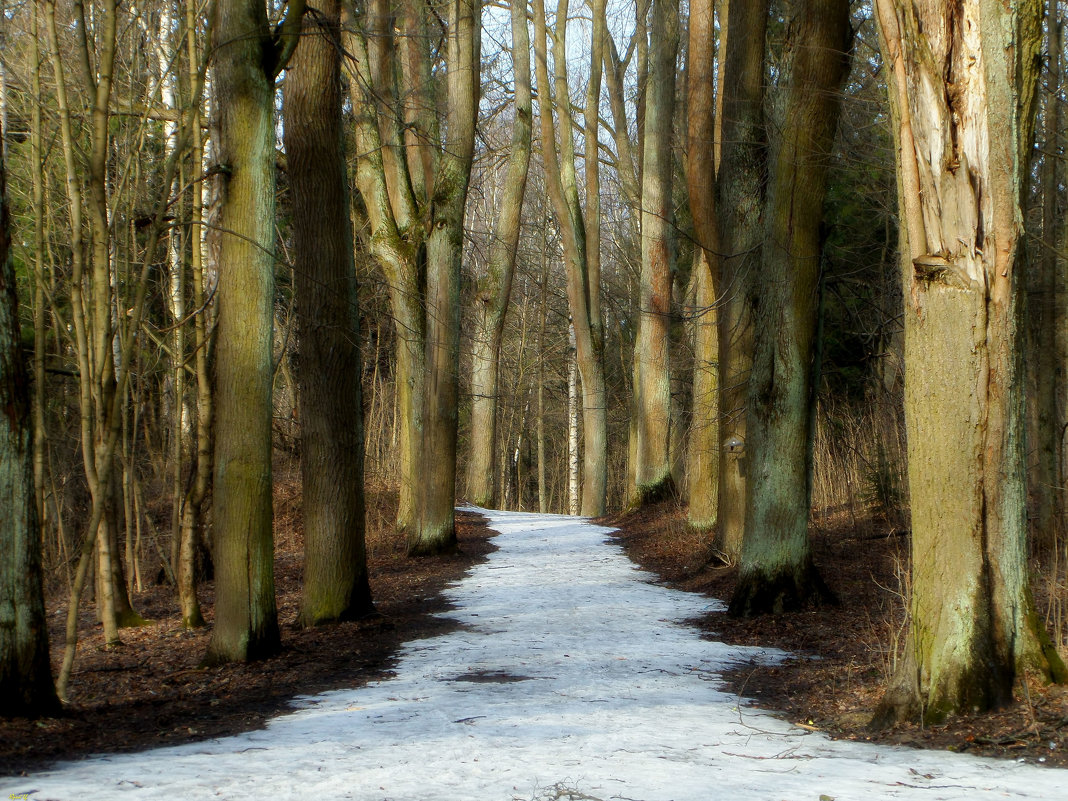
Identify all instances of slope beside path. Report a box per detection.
[3,509,1065,801]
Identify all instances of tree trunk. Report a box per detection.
[0,115,59,718]
[1027,15,1063,555]
[284,0,374,625]
[684,0,721,531]
[727,0,849,617]
[630,0,679,506]
[465,0,532,508]
[872,0,1068,724]
[408,0,480,555]
[203,0,304,664]
[715,0,768,560]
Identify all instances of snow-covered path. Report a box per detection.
[4,509,1066,800]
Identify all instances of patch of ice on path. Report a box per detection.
[3,508,1065,801]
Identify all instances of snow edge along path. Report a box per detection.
[3,507,1066,801]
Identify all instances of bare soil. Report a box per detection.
[604,498,1068,769]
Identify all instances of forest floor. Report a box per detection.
[605,498,1068,769]
[0,483,496,777]
[3,488,1067,778]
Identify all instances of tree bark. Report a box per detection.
[727,0,849,617]
[872,0,1068,724]
[203,0,304,664]
[714,0,768,560]
[0,115,59,718]
[409,0,481,554]
[684,0,721,531]
[630,0,679,506]
[284,0,374,624]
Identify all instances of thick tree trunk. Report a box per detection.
[284,0,374,624]
[465,0,532,508]
[714,0,768,560]
[203,0,301,664]
[0,117,58,718]
[727,0,849,617]
[873,0,1067,724]
[687,250,719,530]
[631,0,679,506]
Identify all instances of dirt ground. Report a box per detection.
[4,497,1068,777]
[605,499,1068,769]
[0,506,495,777]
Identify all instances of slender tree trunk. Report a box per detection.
[727,0,849,617]
[177,0,209,630]
[567,324,580,516]
[0,114,59,718]
[873,0,1067,724]
[630,0,679,506]
[684,0,721,532]
[203,0,305,664]
[466,0,532,508]
[284,0,374,623]
[714,0,768,560]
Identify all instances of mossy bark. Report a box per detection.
[872,0,1067,725]
[728,0,850,617]
[203,0,292,665]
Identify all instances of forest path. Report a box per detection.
[3,509,1065,800]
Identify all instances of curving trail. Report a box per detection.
[3,509,1065,800]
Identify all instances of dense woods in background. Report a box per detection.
[1,0,1068,730]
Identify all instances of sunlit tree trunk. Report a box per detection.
[630,0,679,506]
[684,0,721,532]
[0,116,59,718]
[284,0,374,624]
[715,0,768,560]
[727,0,849,617]
[466,0,532,508]
[873,0,1067,724]
[203,0,305,665]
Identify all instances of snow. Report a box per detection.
[4,508,1066,801]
